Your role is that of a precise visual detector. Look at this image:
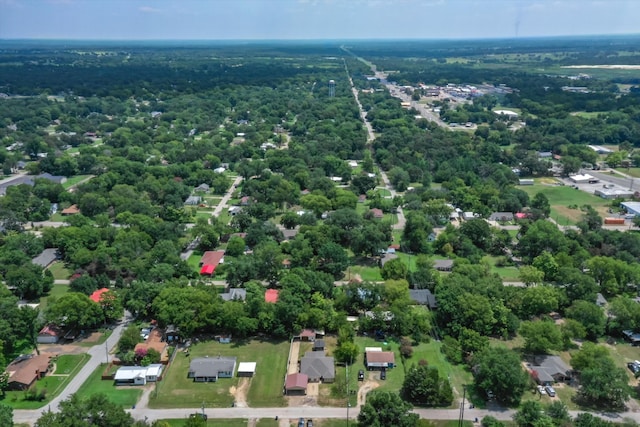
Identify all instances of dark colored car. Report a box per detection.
[298,418,305,427]
[628,362,640,374]
[380,369,386,380]
[307,420,314,427]
[358,370,365,381]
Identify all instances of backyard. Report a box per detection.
[520,183,611,225]
[149,339,288,409]
[75,363,142,407]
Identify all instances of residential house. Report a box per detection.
[365,351,395,371]
[32,248,59,268]
[199,250,225,276]
[89,288,110,303]
[528,355,572,386]
[61,205,80,216]
[433,259,454,272]
[240,196,252,206]
[596,293,607,307]
[220,288,247,302]
[300,351,335,383]
[114,366,152,386]
[488,212,514,222]
[5,353,52,390]
[370,208,384,219]
[184,195,201,206]
[195,183,210,193]
[134,329,169,363]
[37,324,64,344]
[188,356,237,382]
[296,329,316,341]
[285,373,308,395]
[313,340,325,352]
[265,289,279,303]
[37,173,66,185]
[409,289,438,310]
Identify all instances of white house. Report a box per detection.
[114,364,163,385]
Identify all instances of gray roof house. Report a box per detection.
[300,351,335,383]
[220,288,247,302]
[409,289,438,310]
[529,355,572,386]
[489,212,514,222]
[184,195,202,206]
[188,356,237,382]
[433,259,454,272]
[32,248,59,268]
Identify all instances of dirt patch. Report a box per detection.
[80,332,103,343]
[39,343,86,355]
[357,379,380,406]
[288,341,300,375]
[230,377,250,407]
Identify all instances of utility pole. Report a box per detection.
[458,387,466,427]
[105,341,109,364]
[346,360,350,427]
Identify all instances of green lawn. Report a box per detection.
[256,419,279,427]
[373,188,392,197]
[187,251,204,272]
[75,363,142,407]
[48,261,71,280]
[149,339,288,409]
[354,337,404,392]
[62,175,92,189]
[520,184,611,225]
[616,168,640,178]
[347,265,382,282]
[3,354,90,409]
[482,256,520,281]
[37,283,70,313]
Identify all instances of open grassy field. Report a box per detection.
[3,354,89,409]
[616,168,640,178]
[75,363,142,407]
[520,183,611,225]
[149,339,288,409]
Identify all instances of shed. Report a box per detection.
[285,373,308,395]
[519,179,534,186]
[296,329,316,341]
[365,351,395,370]
[185,196,202,206]
[37,324,64,344]
[313,340,325,351]
[596,293,607,307]
[61,204,80,215]
[489,212,514,222]
[237,362,256,377]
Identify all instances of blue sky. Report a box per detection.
[1,0,639,40]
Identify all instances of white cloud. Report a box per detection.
[139,5,162,13]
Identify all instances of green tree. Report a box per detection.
[401,364,454,407]
[46,292,104,330]
[118,324,142,353]
[545,401,571,427]
[578,356,631,409]
[514,401,554,427]
[357,391,419,427]
[519,265,544,287]
[570,342,610,373]
[34,393,136,426]
[473,346,530,406]
[520,320,563,355]
[380,258,408,280]
[0,402,12,427]
[530,193,551,218]
[334,326,359,364]
[566,300,606,340]
[315,242,349,280]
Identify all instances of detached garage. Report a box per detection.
[237,362,256,377]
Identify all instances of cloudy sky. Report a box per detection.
[1,0,639,40]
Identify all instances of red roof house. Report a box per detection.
[265,289,279,304]
[199,250,225,275]
[89,288,110,303]
[370,208,384,219]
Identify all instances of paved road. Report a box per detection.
[347,65,406,231]
[13,312,132,425]
[214,175,244,217]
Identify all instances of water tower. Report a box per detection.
[328,80,335,97]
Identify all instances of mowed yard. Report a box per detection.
[149,339,288,409]
[520,183,611,225]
